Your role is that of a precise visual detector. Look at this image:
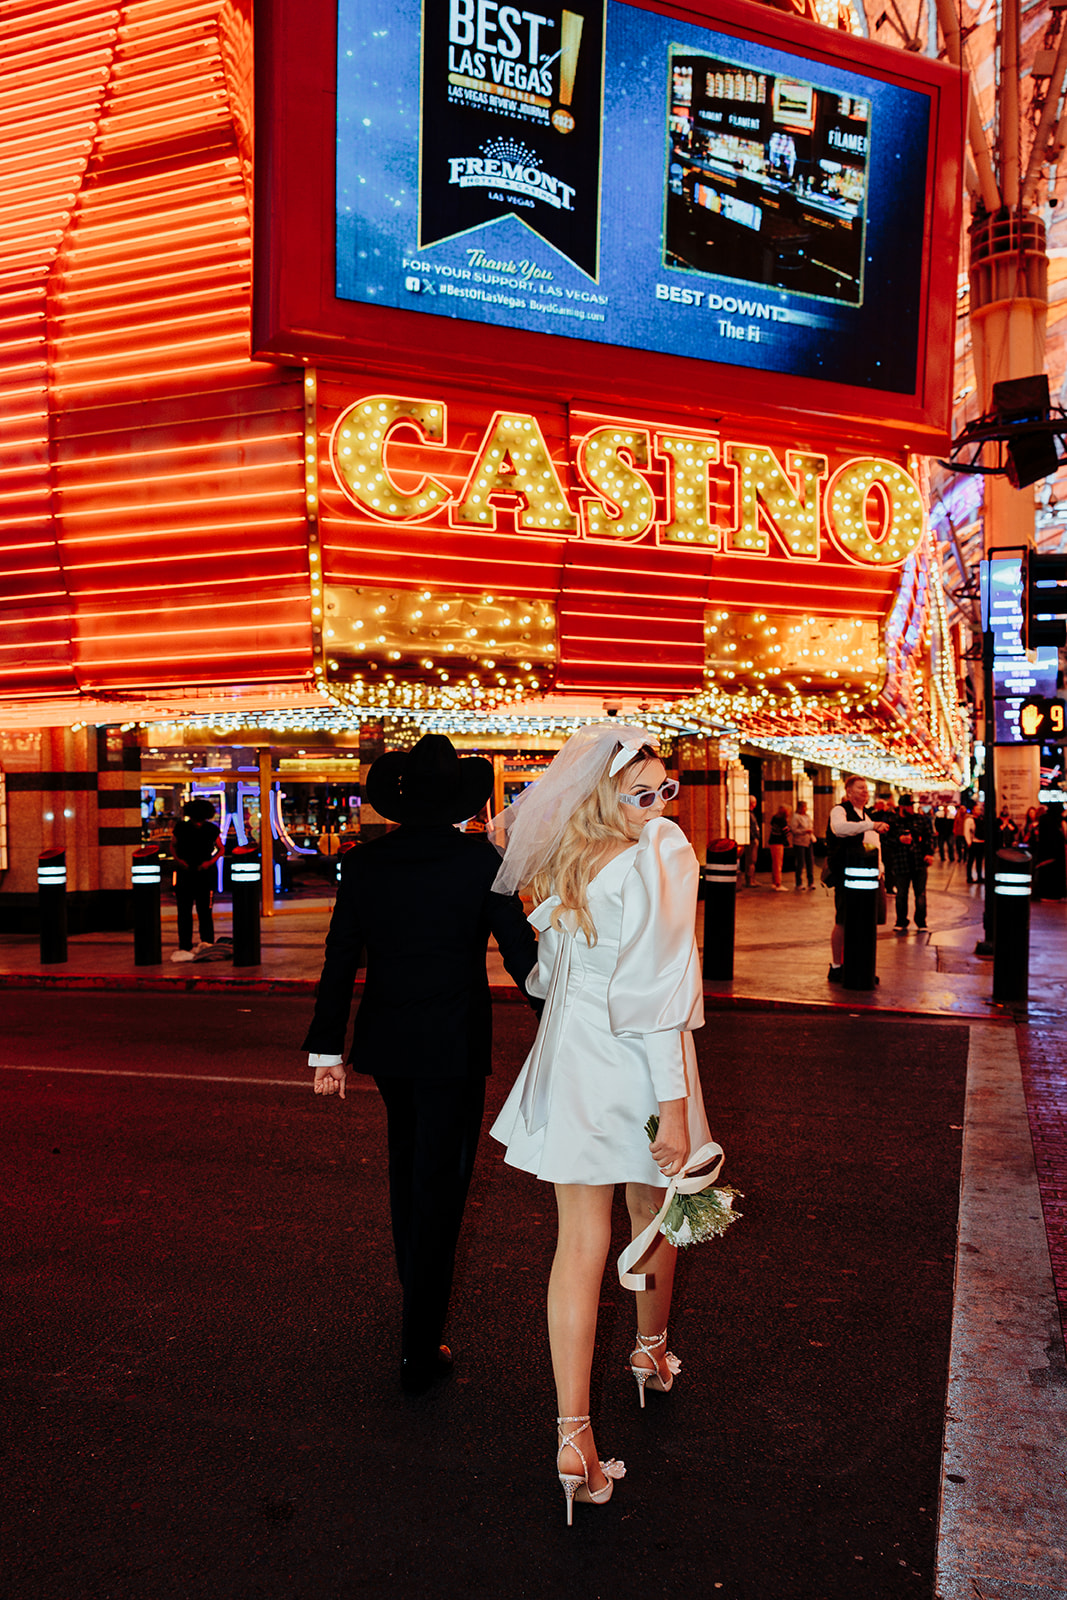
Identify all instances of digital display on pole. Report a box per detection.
[336,0,932,393]
[981,558,1060,744]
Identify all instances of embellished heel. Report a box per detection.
[556,1415,625,1526]
[629,1330,681,1408]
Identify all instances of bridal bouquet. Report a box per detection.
[645,1116,742,1248]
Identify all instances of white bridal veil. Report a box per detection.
[490,722,657,895]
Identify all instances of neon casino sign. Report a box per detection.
[327,394,926,567]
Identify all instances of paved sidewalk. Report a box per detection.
[2,855,1064,1017]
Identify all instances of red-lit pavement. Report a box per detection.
[1,856,1065,1599]
[1018,1025,1067,1339]
[4,854,1065,1329]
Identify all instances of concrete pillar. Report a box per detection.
[676,735,728,861]
[969,210,1046,556]
[762,757,796,834]
[0,723,139,934]
[812,768,836,839]
[259,747,275,917]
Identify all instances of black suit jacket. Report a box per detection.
[301,824,538,1080]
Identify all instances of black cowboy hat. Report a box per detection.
[365,734,494,826]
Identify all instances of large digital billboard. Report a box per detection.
[255,0,965,445]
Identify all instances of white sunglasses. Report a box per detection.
[618,779,680,809]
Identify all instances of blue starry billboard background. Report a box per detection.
[335,0,932,392]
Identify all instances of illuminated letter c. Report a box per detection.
[330,395,449,521]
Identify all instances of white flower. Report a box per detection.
[663,1216,693,1247]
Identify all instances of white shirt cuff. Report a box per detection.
[309,1053,344,1068]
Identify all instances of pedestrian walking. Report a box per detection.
[171,798,222,961]
[301,734,539,1394]
[789,800,816,889]
[995,805,1019,850]
[1020,805,1041,850]
[953,803,969,862]
[489,724,715,1523]
[934,804,954,862]
[883,795,935,932]
[965,803,985,884]
[879,800,898,894]
[768,806,789,889]
[824,774,890,983]
[1033,802,1067,900]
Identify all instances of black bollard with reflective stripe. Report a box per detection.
[702,839,738,980]
[132,846,162,966]
[841,846,879,991]
[336,839,357,884]
[992,847,1032,1004]
[231,847,262,967]
[37,848,68,965]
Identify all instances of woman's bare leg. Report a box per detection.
[624,1182,679,1380]
[549,1183,615,1491]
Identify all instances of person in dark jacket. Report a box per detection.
[171,797,222,959]
[1033,803,1067,900]
[883,796,936,932]
[302,734,539,1393]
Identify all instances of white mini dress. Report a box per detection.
[490,817,711,1187]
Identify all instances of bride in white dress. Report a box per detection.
[490,724,712,1524]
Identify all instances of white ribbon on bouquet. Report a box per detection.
[617,1138,726,1291]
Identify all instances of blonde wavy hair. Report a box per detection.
[529,743,659,944]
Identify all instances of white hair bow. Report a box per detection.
[608,737,650,778]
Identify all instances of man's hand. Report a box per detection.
[314,1063,347,1099]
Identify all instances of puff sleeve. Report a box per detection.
[607,818,704,1102]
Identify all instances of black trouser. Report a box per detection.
[893,861,928,928]
[374,1073,486,1370]
[175,867,214,949]
[793,843,814,886]
[966,842,984,883]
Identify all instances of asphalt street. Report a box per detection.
[1,993,969,1600]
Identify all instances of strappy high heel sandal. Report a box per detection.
[556,1415,625,1527]
[629,1330,681,1408]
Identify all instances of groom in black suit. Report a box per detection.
[302,735,538,1393]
